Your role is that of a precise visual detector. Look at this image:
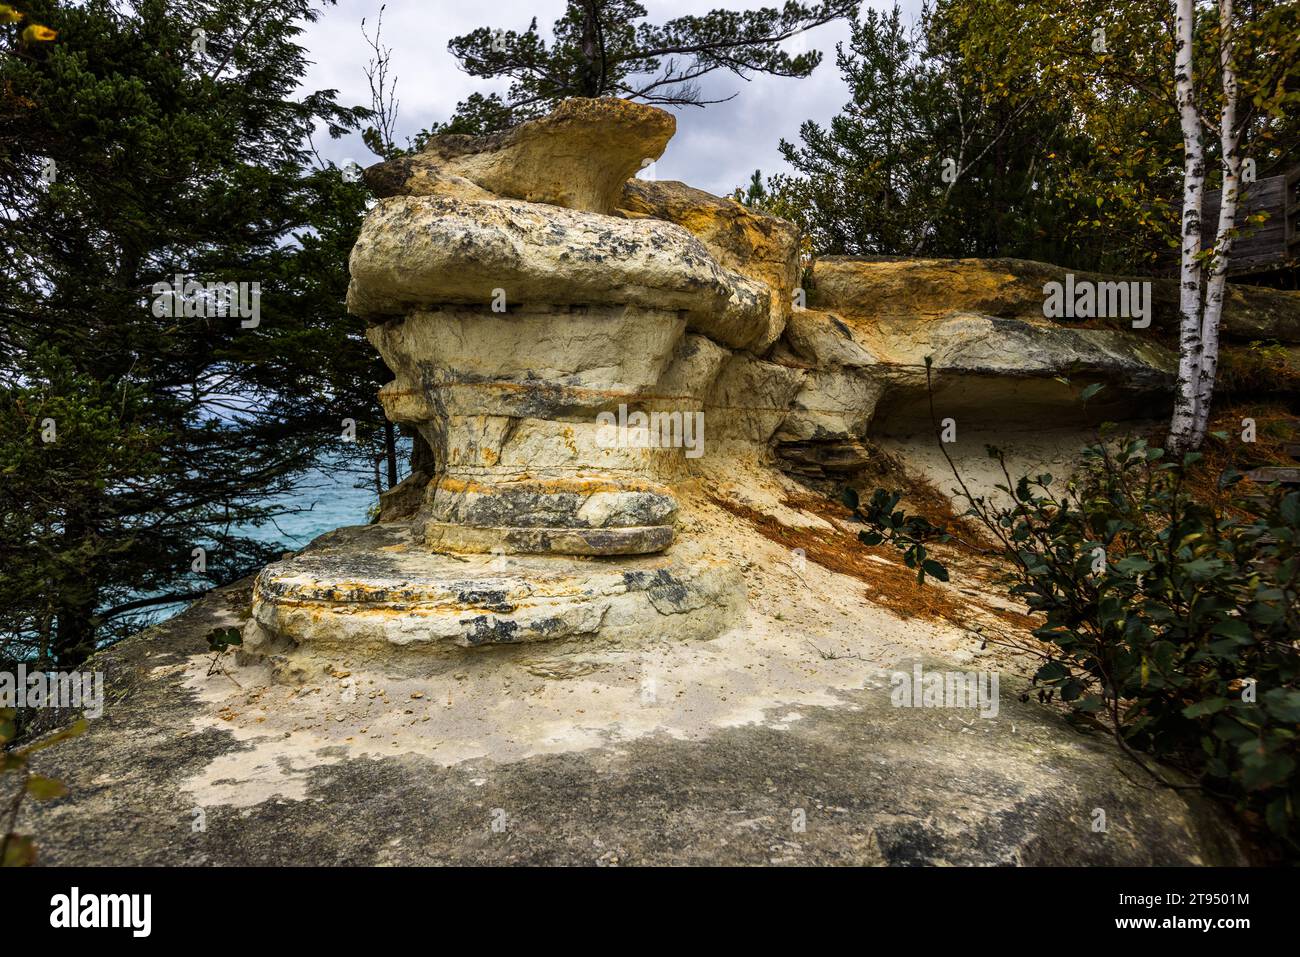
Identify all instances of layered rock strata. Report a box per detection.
[246,99,777,671]
[245,97,1300,671]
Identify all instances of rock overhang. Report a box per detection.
[249,94,1300,670]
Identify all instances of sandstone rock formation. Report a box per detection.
[246,96,1299,672]
[364,97,675,213]
[811,255,1300,342]
[799,259,1179,437]
[618,179,801,352]
[247,99,782,672]
[793,256,1300,444]
[27,98,1292,867]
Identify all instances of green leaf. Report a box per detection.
[921,559,949,582]
[1180,557,1222,580]
[1060,678,1085,701]
[1079,382,1104,402]
[1262,689,1300,723]
[25,775,68,801]
[1114,556,1154,574]
[205,626,244,651]
[1035,660,1069,682]
[1213,715,1256,744]
[1182,697,1229,718]
[1241,750,1295,791]
[1209,619,1251,642]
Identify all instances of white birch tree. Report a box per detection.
[1190,0,1244,449]
[1167,0,1244,453]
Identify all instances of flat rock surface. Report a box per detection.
[18,473,1250,866]
[256,523,686,601]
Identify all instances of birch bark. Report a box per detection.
[1167,0,1205,454]
[1190,0,1240,448]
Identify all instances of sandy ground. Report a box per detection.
[16,435,1250,865]
[178,458,1014,809]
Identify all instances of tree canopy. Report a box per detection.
[440,0,860,133]
[0,0,382,664]
[751,0,1299,273]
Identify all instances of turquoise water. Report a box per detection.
[124,456,385,631]
[241,459,381,549]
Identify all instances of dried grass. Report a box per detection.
[708,490,1037,633]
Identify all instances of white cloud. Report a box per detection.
[300,0,921,196]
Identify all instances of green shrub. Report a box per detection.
[1,708,85,866]
[843,487,951,583]
[855,434,1300,856]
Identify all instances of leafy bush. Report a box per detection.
[1,708,85,866]
[855,433,1300,856]
[843,487,951,583]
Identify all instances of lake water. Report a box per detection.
[243,459,382,549]
[127,456,385,631]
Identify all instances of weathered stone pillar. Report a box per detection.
[241,98,782,674]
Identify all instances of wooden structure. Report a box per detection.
[1201,166,1299,278]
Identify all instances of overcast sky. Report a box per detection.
[299,0,922,197]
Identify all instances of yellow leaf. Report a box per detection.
[22,24,56,42]
[16,717,87,757]
[1,834,36,867]
[0,5,22,25]
[26,775,68,801]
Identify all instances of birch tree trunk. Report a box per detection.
[1167,0,1205,454]
[1189,0,1241,449]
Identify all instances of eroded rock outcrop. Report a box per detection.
[767,258,1194,464]
[618,179,801,352]
[810,256,1300,342]
[33,98,1274,866]
[245,96,1300,670]
[246,99,775,673]
[346,196,770,344]
[364,97,675,213]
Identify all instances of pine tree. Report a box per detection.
[442,0,860,133]
[0,0,378,664]
[777,4,938,254]
[774,3,1081,261]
